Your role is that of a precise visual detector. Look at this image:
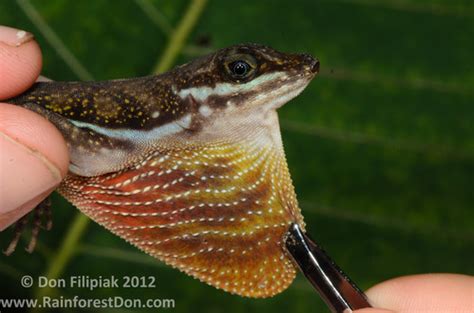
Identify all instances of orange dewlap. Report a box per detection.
[60,139,304,297]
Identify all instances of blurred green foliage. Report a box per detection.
[0,0,472,312]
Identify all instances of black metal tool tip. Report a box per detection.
[285,223,372,313]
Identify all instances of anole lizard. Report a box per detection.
[5,43,319,297]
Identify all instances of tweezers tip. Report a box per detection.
[284,223,371,313]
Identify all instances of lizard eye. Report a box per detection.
[224,53,257,82]
[229,60,250,77]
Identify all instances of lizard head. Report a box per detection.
[173,43,319,123]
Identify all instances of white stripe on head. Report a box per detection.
[177,72,286,102]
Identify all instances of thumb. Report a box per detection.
[0,104,69,230]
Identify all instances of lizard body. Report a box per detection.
[7,44,319,297]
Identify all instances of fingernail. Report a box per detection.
[0,132,62,216]
[36,75,53,82]
[0,25,34,47]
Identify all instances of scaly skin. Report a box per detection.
[61,136,303,297]
[7,43,319,297]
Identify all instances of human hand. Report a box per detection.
[0,25,69,231]
[353,273,473,313]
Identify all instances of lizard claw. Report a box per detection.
[3,197,53,255]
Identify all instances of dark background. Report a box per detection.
[1,0,473,312]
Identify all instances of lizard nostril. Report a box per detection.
[311,59,320,73]
[301,54,320,74]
